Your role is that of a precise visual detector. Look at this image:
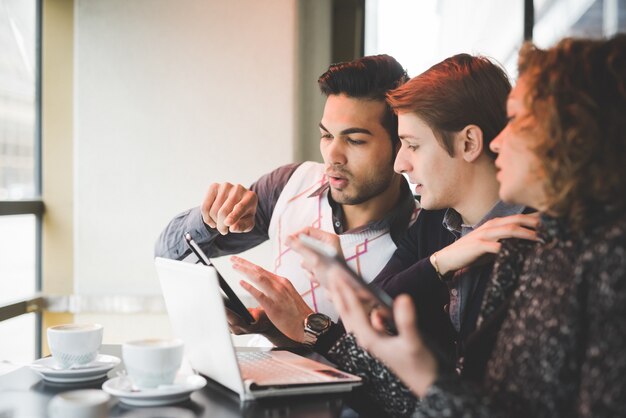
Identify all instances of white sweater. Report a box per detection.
[268,162,401,321]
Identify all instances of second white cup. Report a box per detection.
[122,339,184,389]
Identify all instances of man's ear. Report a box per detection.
[459,125,484,163]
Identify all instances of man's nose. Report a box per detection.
[325,139,347,166]
[394,148,410,174]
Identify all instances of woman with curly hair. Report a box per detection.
[298,34,626,417]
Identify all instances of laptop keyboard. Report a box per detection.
[237,351,324,384]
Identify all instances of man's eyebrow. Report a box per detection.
[318,123,373,136]
[341,127,373,136]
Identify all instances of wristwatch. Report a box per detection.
[303,313,332,346]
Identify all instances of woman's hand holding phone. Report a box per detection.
[288,232,396,333]
[287,231,340,288]
[288,227,344,287]
[329,276,439,398]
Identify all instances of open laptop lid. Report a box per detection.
[155,257,245,395]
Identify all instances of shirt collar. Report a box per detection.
[443,200,526,237]
[308,179,417,244]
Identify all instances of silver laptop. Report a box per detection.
[155,257,361,400]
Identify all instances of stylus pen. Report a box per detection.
[184,232,212,266]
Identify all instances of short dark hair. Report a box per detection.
[386,54,511,159]
[318,54,409,148]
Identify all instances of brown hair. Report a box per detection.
[386,54,511,159]
[518,34,626,230]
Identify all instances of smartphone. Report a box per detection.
[184,233,255,324]
[297,234,397,334]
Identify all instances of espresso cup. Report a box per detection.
[48,389,110,418]
[122,339,184,389]
[47,324,103,369]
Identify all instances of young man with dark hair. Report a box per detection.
[155,55,418,345]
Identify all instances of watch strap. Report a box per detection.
[302,330,318,346]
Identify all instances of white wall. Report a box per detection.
[74,0,297,304]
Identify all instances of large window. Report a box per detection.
[365,0,524,78]
[0,0,41,363]
[366,0,625,79]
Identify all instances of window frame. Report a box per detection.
[0,0,44,359]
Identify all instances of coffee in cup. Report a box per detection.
[122,338,184,389]
[47,324,103,369]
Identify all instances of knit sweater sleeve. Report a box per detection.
[415,374,496,418]
[327,333,419,418]
[575,224,626,416]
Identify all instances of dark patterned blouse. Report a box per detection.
[329,215,626,418]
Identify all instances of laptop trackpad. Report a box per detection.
[237,350,358,387]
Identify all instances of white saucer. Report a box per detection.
[102,374,207,406]
[30,354,121,383]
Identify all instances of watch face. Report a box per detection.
[307,313,331,332]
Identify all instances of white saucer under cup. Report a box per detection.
[30,354,121,383]
[101,373,207,407]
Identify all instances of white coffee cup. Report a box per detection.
[48,389,110,418]
[47,324,103,369]
[122,338,184,389]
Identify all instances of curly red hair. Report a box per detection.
[517,35,626,230]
